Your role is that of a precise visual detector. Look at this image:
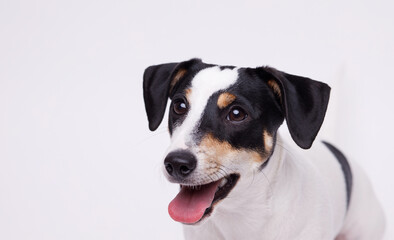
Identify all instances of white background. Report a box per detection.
[1,0,393,239]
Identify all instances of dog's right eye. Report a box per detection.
[173,99,188,115]
[227,107,248,122]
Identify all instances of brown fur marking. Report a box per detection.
[170,69,187,93]
[185,88,192,101]
[217,92,236,109]
[267,79,281,98]
[199,134,265,165]
[263,130,273,153]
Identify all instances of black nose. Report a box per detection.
[164,150,197,179]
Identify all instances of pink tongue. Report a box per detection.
[168,181,220,224]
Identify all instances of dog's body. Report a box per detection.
[143,59,385,239]
[183,137,384,240]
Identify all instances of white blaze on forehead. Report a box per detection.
[169,66,239,150]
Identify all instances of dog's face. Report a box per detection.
[143,59,330,225]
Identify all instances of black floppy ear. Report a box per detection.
[143,59,201,131]
[143,62,178,131]
[262,67,331,149]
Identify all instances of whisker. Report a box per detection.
[213,172,222,181]
[136,129,168,146]
[260,169,273,195]
[220,165,235,174]
[216,169,227,179]
[275,141,296,159]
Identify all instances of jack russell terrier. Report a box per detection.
[142,59,385,240]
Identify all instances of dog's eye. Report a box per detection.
[227,107,248,122]
[173,99,188,115]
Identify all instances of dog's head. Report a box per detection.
[143,59,330,224]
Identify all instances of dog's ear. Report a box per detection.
[143,62,178,131]
[143,59,201,131]
[260,67,331,149]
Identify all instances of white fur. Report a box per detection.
[182,134,385,240]
[164,67,239,183]
[163,67,385,239]
[168,66,238,150]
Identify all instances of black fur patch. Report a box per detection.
[322,141,353,208]
[144,58,330,156]
[192,68,284,157]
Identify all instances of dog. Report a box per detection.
[143,59,385,240]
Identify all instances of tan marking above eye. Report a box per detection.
[263,130,274,153]
[217,92,236,109]
[170,69,187,93]
[185,88,192,101]
[267,79,281,99]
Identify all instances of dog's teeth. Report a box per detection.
[219,178,227,188]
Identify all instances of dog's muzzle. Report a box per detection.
[163,150,240,224]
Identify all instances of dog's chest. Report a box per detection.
[183,139,348,240]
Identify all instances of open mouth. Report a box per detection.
[168,174,240,224]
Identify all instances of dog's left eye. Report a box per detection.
[173,99,188,115]
[227,107,248,122]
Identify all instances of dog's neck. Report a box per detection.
[182,135,298,240]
